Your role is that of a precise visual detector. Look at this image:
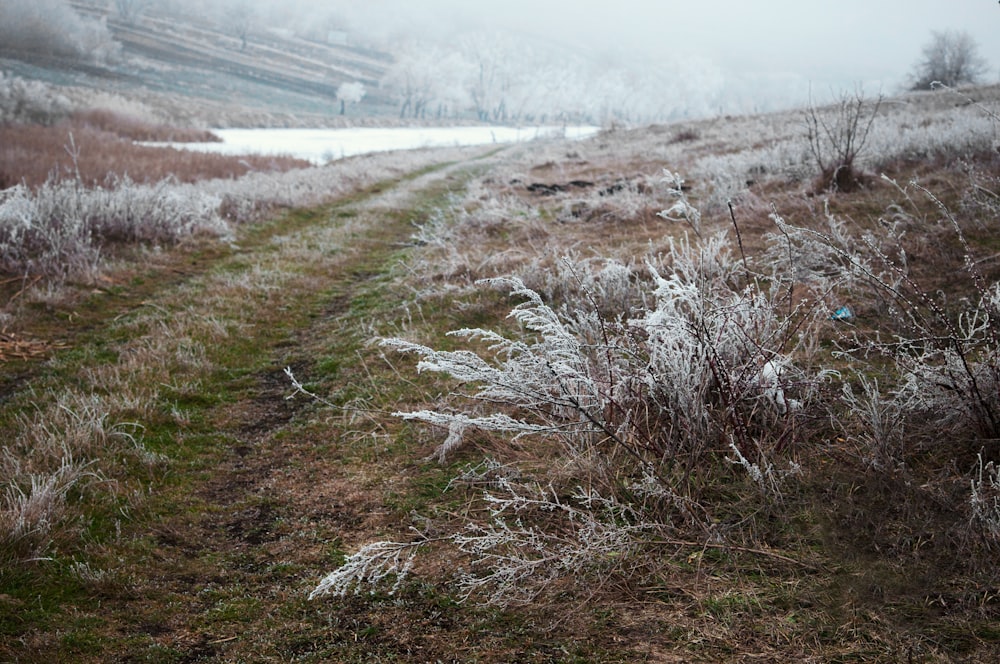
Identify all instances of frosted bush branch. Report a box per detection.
[725,436,797,498]
[445,458,521,491]
[310,538,426,599]
[658,170,701,235]
[452,482,643,606]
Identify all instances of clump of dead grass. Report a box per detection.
[67,109,221,143]
[0,121,306,190]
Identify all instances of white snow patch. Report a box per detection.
[144,125,600,165]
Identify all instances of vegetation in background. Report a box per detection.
[910,29,990,90]
[0,121,305,191]
[0,0,120,65]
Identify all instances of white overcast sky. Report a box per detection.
[339,0,999,102]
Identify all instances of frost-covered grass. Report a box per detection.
[0,132,476,286]
[4,77,1000,658]
[0,176,228,278]
[310,86,1000,630]
[317,199,831,605]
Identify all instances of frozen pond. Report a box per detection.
[148,125,601,164]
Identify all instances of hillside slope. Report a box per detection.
[0,1,397,127]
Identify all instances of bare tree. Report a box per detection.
[114,0,151,25]
[910,30,990,90]
[226,1,255,51]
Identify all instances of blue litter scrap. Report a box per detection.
[831,306,853,320]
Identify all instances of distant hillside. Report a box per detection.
[0,0,398,127]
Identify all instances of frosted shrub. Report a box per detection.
[85,175,228,243]
[863,196,1000,441]
[0,72,72,125]
[804,89,883,192]
[893,297,1000,439]
[314,219,826,603]
[636,234,812,458]
[0,183,97,278]
[775,179,1000,447]
[0,177,227,278]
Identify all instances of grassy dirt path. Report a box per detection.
[1,148,607,662]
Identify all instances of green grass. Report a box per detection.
[0,153,542,662]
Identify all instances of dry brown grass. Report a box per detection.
[0,118,310,189]
[67,109,220,143]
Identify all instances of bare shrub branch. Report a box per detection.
[804,89,883,192]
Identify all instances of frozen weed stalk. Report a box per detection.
[658,169,701,236]
[309,539,424,599]
[970,454,1000,545]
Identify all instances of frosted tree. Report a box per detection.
[336,81,366,115]
[383,42,437,119]
[910,30,989,90]
[225,1,256,51]
[460,33,519,122]
[427,51,475,119]
[383,41,475,120]
[0,0,121,64]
